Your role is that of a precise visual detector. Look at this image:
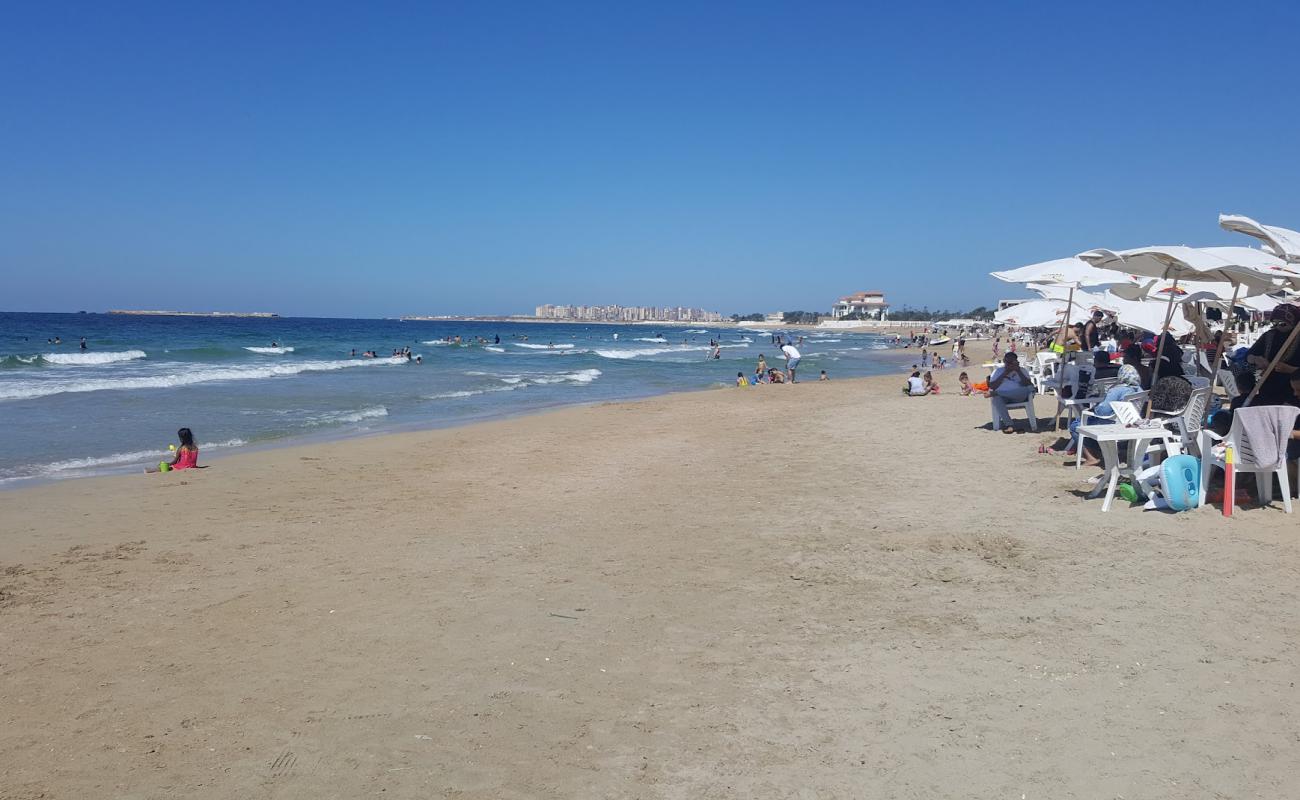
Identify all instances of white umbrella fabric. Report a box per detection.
[990,257,1134,287]
[992,257,1135,346]
[1078,244,1300,394]
[1220,214,1300,263]
[995,287,1115,328]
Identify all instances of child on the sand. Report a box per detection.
[819,370,829,381]
[923,371,940,394]
[958,372,973,395]
[146,428,199,473]
[736,372,749,387]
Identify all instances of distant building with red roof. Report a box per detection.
[831,291,889,319]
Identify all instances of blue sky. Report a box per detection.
[2,1,1298,317]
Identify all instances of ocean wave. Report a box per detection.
[463,368,602,386]
[40,350,147,366]
[529,368,602,384]
[305,406,389,426]
[25,438,248,479]
[684,329,709,334]
[0,356,408,401]
[514,343,575,350]
[244,346,295,354]
[422,340,454,346]
[484,346,505,352]
[634,337,668,343]
[592,346,691,359]
[424,384,524,400]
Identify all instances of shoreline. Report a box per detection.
[2,343,916,491]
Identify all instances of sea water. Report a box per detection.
[0,312,902,485]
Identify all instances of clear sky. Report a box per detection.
[2,1,1298,318]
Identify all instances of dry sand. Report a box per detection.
[2,345,1298,798]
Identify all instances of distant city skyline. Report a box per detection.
[2,3,1297,318]
[535,304,724,323]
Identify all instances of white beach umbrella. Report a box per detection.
[1103,294,1195,336]
[995,287,1115,328]
[992,257,1136,343]
[1220,214,1300,263]
[990,257,1133,288]
[1080,243,1300,398]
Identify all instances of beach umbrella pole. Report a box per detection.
[1207,281,1240,399]
[1244,321,1300,406]
[1146,277,1181,418]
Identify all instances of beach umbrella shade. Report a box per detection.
[994,288,1116,328]
[992,257,1137,345]
[1220,214,1300,263]
[1078,245,1300,395]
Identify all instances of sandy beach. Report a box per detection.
[3,344,1298,798]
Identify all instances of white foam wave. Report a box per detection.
[0,356,408,401]
[245,346,295,354]
[425,385,524,400]
[530,369,602,384]
[634,337,668,343]
[514,343,575,350]
[461,369,602,386]
[422,340,453,345]
[34,438,248,477]
[484,346,505,352]
[684,329,709,334]
[306,406,388,426]
[42,349,147,365]
[592,346,689,359]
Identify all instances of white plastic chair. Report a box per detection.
[1000,393,1038,432]
[1217,368,1240,400]
[1156,385,1212,457]
[1074,392,1148,470]
[1032,353,1060,396]
[1198,405,1300,514]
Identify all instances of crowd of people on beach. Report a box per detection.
[899,304,1300,507]
[735,341,820,386]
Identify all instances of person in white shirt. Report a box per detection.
[905,370,929,396]
[986,352,1034,433]
[781,342,801,383]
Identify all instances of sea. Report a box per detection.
[0,312,904,486]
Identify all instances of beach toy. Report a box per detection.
[1158,455,1200,511]
[158,461,171,472]
[1117,482,1138,503]
[169,444,176,452]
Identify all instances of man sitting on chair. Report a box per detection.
[986,352,1034,434]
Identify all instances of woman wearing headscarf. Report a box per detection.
[1246,304,1300,406]
[1063,345,1147,464]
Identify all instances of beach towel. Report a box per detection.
[1235,405,1300,470]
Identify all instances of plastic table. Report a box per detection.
[1076,423,1179,511]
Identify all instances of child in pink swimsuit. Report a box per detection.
[146,427,199,473]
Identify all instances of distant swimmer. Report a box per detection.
[80,337,87,351]
[612,333,619,340]
[271,341,278,347]
[494,334,500,344]
[350,348,356,357]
